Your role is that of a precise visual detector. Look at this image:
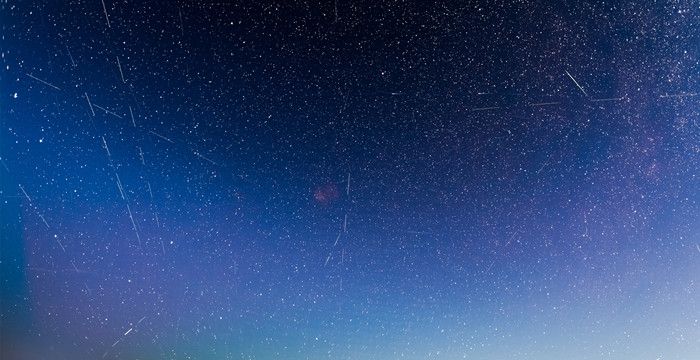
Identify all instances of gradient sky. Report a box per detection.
[1,1,699,359]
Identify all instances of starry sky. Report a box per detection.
[1,1,699,359]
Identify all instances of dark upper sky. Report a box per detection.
[1,1,699,359]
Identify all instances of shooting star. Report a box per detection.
[54,235,66,252]
[660,93,698,99]
[93,104,123,118]
[471,106,500,112]
[125,203,142,248]
[101,0,111,28]
[26,74,61,90]
[38,214,50,229]
[138,147,145,165]
[65,46,77,67]
[334,232,341,246]
[85,93,95,116]
[590,96,626,102]
[193,151,218,165]
[565,70,588,97]
[529,102,559,107]
[19,184,51,230]
[128,106,136,127]
[178,7,185,36]
[101,136,111,157]
[149,130,175,143]
[405,230,432,235]
[18,184,32,203]
[116,56,125,83]
[115,173,125,200]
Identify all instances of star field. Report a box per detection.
[1,1,699,359]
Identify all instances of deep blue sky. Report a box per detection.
[1,1,699,359]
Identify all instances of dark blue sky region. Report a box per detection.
[1,1,699,359]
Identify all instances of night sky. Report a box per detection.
[1,1,699,359]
